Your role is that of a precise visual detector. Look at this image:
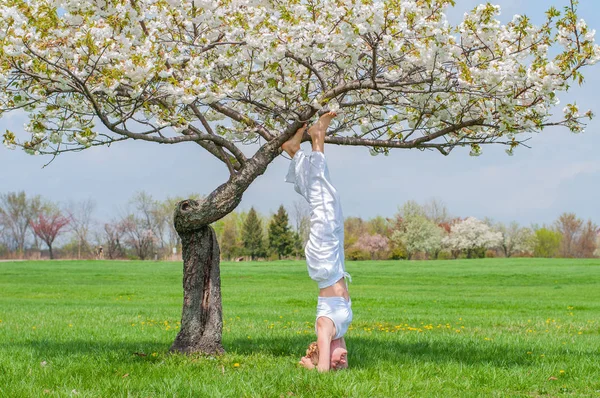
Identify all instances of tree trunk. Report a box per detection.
[170,224,224,355]
[167,135,294,354]
[48,244,54,260]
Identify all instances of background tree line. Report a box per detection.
[1,192,598,261]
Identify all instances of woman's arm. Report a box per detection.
[315,317,335,372]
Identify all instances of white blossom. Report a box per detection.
[0,0,597,156]
[443,217,503,254]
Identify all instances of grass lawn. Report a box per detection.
[0,258,599,397]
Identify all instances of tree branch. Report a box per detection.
[188,103,243,173]
[325,118,486,148]
[208,102,274,140]
[285,51,327,91]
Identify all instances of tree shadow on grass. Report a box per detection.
[225,335,597,370]
[7,339,169,364]
[9,336,598,371]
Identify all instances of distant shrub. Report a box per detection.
[466,247,486,259]
[437,250,452,260]
[388,246,407,260]
[534,228,562,258]
[346,248,371,261]
[485,250,496,258]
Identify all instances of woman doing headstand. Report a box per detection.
[281,112,352,372]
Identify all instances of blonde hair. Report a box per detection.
[306,342,319,365]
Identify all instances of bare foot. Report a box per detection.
[299,356,315,370]
[308,112,336,153]
[330,347,348,370]
[281,123,307,157]
[308,112,337,140]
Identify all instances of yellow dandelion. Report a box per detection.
[560,370,565,374]
[69,324,73,327]
[233,363,240,367]
[152,352,157,357]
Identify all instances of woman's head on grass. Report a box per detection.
[300,340,348,370]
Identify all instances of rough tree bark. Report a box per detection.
[170,222,224,354]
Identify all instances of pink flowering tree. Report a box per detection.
[354,233,390,260]
[1,0,599,353]
[30,211,70,260]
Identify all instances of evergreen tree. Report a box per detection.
[268,205,294,259]
[292,231,305,259]
[241,207,265,260]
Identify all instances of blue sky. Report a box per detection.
[1,0,599,226]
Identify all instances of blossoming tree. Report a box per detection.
[30,210,70,260]
[353,233,389,259]
[443,217,503,258]
[391,215,444,259]
[1,0,599,353]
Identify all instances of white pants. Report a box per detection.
[285,150,349,288]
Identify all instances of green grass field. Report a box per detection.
[1,258,599,397]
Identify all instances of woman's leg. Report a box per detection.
[306,113,340,243]
[283,124,311,200]
[303,113,347,286]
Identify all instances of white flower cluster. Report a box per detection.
[0,0,598,155]
[443,217,503,252]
